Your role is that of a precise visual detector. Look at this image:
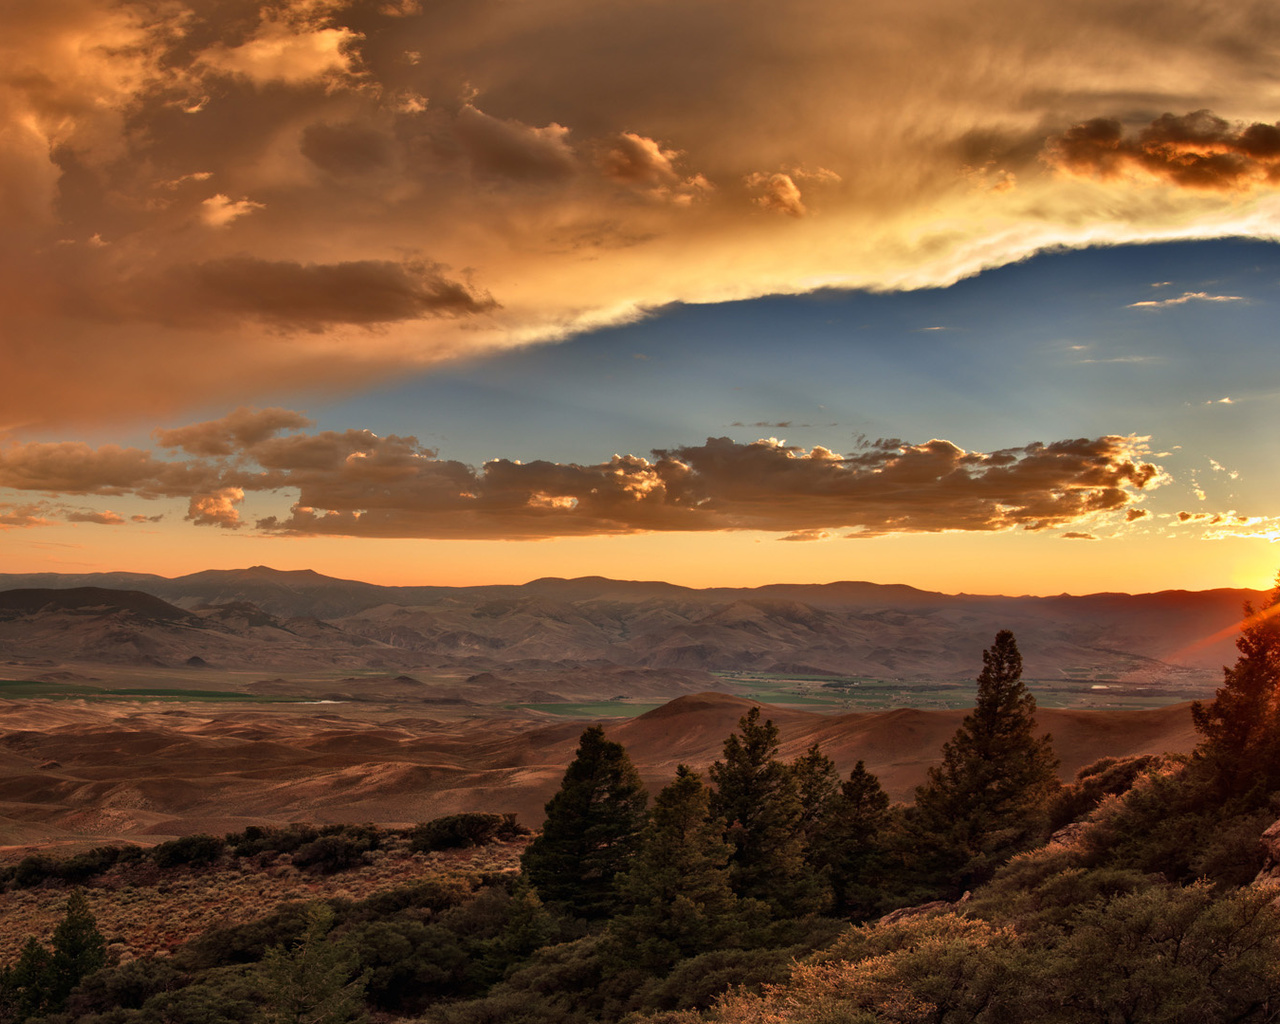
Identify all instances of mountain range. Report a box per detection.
[0,566,1260,687]
[0,566,1259,849]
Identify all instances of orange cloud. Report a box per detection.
[454,105,578,181]
[154,406,316,458]
[187,488,246,529]
[0,503,56,530]
[65,509,126,525]
[746,172,807,217]
[1046,110,1280,191]
[5,3,1280,428]
[0,410,1167,541]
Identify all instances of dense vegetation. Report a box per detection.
[5,599,1280,1023]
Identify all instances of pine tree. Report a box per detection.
[812,760,892,918]
[258,903,368,1024]
[48,889,107,1006]
[709,707,827,915]
[1191,578,1280,799]
[791,742,841,842]
[0,891,107,1022]
[612,765,742,970]
[910,630,1059,894]
[521,725,649,918]
[6,938,53,1022]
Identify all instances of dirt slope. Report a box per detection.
[0,692,1199,852]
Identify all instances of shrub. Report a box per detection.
[291,836,368,874]
[13,854,60,888]
[151,834,225,870]
[1047,754,1163,831]
[411,814,523,853]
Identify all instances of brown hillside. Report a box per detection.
[0,692,1200,852]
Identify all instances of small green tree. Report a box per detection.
[612,765,744,970]
[1191,577,1280,799]
[520,726,649,918]
[48,889,107,1006]
[0,891,107,1022]
[709,707,828,915]
[5,938,54,1022]
[911,630,1059,894]
[258,903,367,1024]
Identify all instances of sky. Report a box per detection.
[3,0,1280,596]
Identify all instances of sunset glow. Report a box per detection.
[4,0,1280,595]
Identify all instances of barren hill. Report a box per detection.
[0,691,1200,851]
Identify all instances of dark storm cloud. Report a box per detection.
[1046,110,1280,190]
[179,258,498,329]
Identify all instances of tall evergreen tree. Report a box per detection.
[812,760,892,918]
[910,630,1059,894]
[1191,577,1280,799]
[4,938,53,1023]
[791,742,841,842]
[521,726,649,918]
[612,765,742,970]
[709,707,827,915]
[0,892,106,1023]
[48,890,107,1007]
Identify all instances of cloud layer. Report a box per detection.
[0,408,1164,540]
[4,0,1280,427]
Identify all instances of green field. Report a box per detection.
[514,700,667,717]
[713,672,1215,711]
[0,680,299,703]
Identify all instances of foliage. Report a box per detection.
[411,814,527,853]
[788,744,840,845]
[612,766,746,971]
[1047,754,1165,831]
[290,836,370,875]
[0,890,107,1023]
[809,761,893,919]
[151,834,226,870]
[257,903,368,1024]
[1192,577,1280,800]
[709,708,827,915]
[521,726,649,918]
[909,629,1060,895]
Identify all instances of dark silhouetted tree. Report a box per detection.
[1,938,54,1022]
[521,726,649,918]
[791,742,840,843]
[48,889,107,1006]
[0,891,106,1023]
[910,630,1059,894]
[612,765,743,970]
[1192,577,1280,799]
[813,760,893,918]
[710,707,827,915]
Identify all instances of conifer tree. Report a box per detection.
[910,630,1059,894]
[6,938,53,1022]
[791,742,841,842]
[709,707,827,915]
[1192,577,1280,799]
[258,903,368,1024]
[521,725,649,918]
[612,765,742,970]
[812,760,892,918]
[48,889,107,1006]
